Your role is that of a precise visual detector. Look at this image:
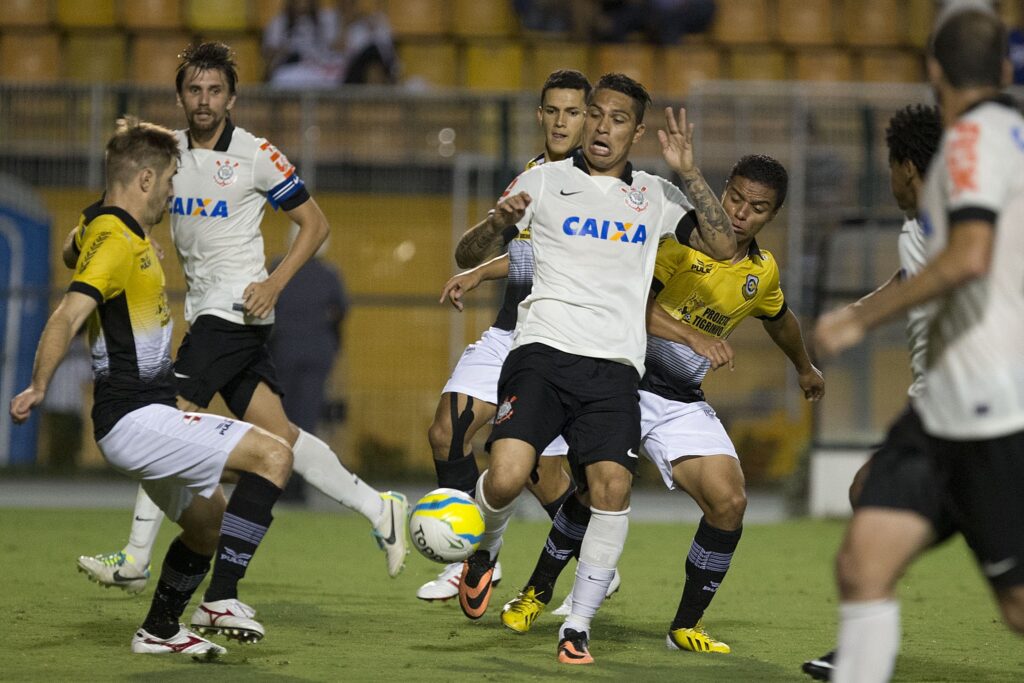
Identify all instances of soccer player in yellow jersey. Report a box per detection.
[445,154,824,652]
[10,118,293,657]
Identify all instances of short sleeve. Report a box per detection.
[254,137,310,211]
[69,222,132,303]
[657,176,695,239]
[498,166,544,234]
[945,118,1010,224]
[752,255,787,320]
[652,237,690,291]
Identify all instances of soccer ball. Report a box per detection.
[408,488,485,564]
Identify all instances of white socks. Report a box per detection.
[835,599,900,683]
[562,507,630,636]
[474,471,514,561]
[124,486,164,567]
[292,429,385,524]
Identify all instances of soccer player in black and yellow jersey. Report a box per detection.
[11,118,294,657]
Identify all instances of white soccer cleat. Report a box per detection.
[77,551,150,595]
[131,625,226,659]
[190,599,264,643]
[417,560,503,601]
[372,491,409,577]
[552,568,621,616]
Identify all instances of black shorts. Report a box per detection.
[857,405,1024,589]
[174,315,283,418]
[487,343,641,491]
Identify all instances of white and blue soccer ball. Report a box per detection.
[408,488,485,564]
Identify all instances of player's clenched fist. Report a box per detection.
[489,191,532,230]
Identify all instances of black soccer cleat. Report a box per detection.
[802,649,836,681]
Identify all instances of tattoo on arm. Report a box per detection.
[455,218,505,268]
[679,170,732,253]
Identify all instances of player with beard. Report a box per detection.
[72,43,409,599]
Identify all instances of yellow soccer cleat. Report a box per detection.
[666,621,731,654]
[501,586,546,634]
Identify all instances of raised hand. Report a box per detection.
[658,107,696,176]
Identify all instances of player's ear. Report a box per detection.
[139,167,154,192]
[632,122,646,144]
[536,106,543,127]
[227,92,237,112]
[903,159,919,184]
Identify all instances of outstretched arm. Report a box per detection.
[454,191,532,268]
[762,309,824,401]
[10,292,97,423]
[815,220,993,356]
[658,107,736,261]
[440,254,511,311]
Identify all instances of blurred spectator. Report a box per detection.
[268,225,350,441]
[337,0,399,84]
[263,0,345,89]
[40,329,91,472]
[1011,24,1024,84]
[518,0,715,44]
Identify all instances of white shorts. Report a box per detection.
[97,404,252,521]
[442,326,567,457]
[639,390,738,491]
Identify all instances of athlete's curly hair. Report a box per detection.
[175,42,239,95]
[885,104,942,176]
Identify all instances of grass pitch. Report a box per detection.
[2,508,1021,681]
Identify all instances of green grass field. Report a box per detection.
[2,508,1021,681]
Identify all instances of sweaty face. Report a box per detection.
[582,88,644,174]
[178,67,235,136]
[721,176,778,243]
[537,87,586,160]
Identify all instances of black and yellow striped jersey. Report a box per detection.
[68,206,176,438]
[641,238,787,403]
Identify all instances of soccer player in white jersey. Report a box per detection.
[815,9,1024,681]
[453,73,738,664]
[12,118,293,657]
[74,43,408,592]
[419,70,621,602]
[449,156,825,652]
[802,103,942,682]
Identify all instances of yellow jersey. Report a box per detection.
[68,206,176,438]
[641,238,787,402]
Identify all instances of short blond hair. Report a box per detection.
[105,116,179,190]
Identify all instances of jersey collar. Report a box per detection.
[960,93,1020,116]
[90,206,146,239]
[187,118,235,151]
[571,148,634,185]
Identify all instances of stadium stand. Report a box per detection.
[0,32,61,83]
[130,33,195,86]
[120,0,183,31]
[776,0,835,47]
[185,0,250,32]
[860,49,924,83]
[1,0,50,28]
[593,43,657,91]
[452,0,517,39]
[794,48,854,82]
[397,40,458,88]
[524,41,591,91]
[843,0,903,47]
[660,44,721,98]
[56,0,117,29]
[386,0,448,37]
[64,32,127,83]
[711,0,772,45]
[729,47,787,81]
[463,41,523,91]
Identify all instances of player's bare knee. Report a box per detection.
[706,490,746,530]
[587,477,631,512]
[427,417,453,457]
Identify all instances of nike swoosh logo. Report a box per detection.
[982,557,1018,577]
[173,372,190,379]
[626,449,638,459]
[463,581,490,611]
[560,189,583,196]
[381,500,397,545]
[112,569,138,583]
[134,516,155,522]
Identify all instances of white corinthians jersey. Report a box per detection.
[897,217,932,398]
[508,150,693,374]
[170,121,310,326]
[916,98,1024,439]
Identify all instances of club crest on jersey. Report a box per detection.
[742,274,759,300]
[622,185,649,212]
[214,159,239,187]
[562,216,647,244]
[170,196,229,217]
[495,396,516,424]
